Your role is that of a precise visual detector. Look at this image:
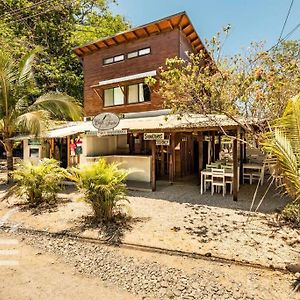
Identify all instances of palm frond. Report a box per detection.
[16,110,50,136]
[32,92,82,121]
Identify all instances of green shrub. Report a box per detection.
[73,159,128,222]
[282,202,300,226]
[6,159,67,207]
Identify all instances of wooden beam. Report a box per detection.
[177,14,185,29]
[182,23,192,31]
[92,88,104,104]
[143,27,150,36]
[102,40,109,48]
[151,140,156,191]
[169,133,176,183]
[233,134,238,201]
[198,132,204,184]
[167,20,174,29]
[132,30,139,38]
[211,132,215,162]
[160,145,164,176]
[239,131,244,183]
[155,23,161,32]
[111,37,119,45]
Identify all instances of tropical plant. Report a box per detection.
[0,50,82,176]
[72,159,128,222]
[0,0,129,100]
[5,159,68,207]
[263,93,300,202]
[282,202,300,226]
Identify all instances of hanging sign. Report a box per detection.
[144,133,164,140]
[156,139,170,146]
[92,112,120,130]
[97,129,128,137]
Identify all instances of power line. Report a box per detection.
[276,0,294,48]
[1,0,50,19]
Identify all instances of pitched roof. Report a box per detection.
[74,11,205,57]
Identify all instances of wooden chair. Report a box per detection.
[243,172,253,184]
[211,168,226,196]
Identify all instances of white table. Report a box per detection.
[243,163,265,185]
[200,169,239,195]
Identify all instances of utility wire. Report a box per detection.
[1,0,50,18]
[275,0,295,49]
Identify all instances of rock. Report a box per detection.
[286,263,300,273]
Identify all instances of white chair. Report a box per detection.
[243,172,253,184]
[211,168,226,196]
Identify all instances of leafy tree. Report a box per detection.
[0,0,129,101]
[147,29,300,135]
[0,50,82,176]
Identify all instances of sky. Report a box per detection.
[110,0,300,55]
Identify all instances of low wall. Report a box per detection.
[85,155,152,183]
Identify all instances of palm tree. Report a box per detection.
[0,50,82,177]
[263,92,300,201]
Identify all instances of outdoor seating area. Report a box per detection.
[200,159,265,196]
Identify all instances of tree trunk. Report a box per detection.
[5,140,14,183]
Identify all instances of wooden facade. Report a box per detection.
[74,12,206,117]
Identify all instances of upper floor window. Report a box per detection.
[103,54,125,65]
[104,87,124,106]
[127,47,151,59]
[128,83,150,103]
[103,83,150,107]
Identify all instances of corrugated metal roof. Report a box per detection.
[11,113,242,140]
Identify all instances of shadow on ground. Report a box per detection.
[128,177,290,213]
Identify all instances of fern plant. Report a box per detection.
[5,159,67,207]
[72,159,128,222]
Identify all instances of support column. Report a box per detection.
[169,133,176,183]
[160,145,165,177]
[151,140,156,191]
[233,133,238,201]
[198,132,204,184]
[211,132,215,162]
[239,130,244,184]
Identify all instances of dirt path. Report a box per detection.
[0,232,138,300]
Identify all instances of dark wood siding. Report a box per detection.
[83,29,180,116]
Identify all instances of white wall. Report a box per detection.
[86,155,152,183]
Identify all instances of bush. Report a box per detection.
[73,159,128,222]
[6,159,67,207]
[282,202,300,226]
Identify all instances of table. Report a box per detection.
[200,168,239,195]
[243,163,265,185]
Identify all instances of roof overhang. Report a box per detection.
[74,11,206,57]
[91,70,157,88]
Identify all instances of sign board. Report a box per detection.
[156,139,170,146]
[92,112,120,130]
[144,133,164,140]
[97,129,128,137]
[28,138,41,146]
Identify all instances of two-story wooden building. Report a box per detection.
[21,12,244,198]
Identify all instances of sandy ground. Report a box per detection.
[0,233,137,300]
[0,181,298,270]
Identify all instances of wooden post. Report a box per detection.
[169,133,176,183]
[67,136,70,167]
[239,130,244,183]
[151,140,156,191]
[198,132,203,184]
[160,145,164,176]
[211,132,215,162]
[233,133,238,201]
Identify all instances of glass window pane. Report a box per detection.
[114,87,124,105]
[139,84,144,102]
[139,48,150,56]
[128,84,139,103]
[114,55,124,62]
[104,57,113,64]
[128,51,138,59]
[141,83,150,102]
[104,88,114,106]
